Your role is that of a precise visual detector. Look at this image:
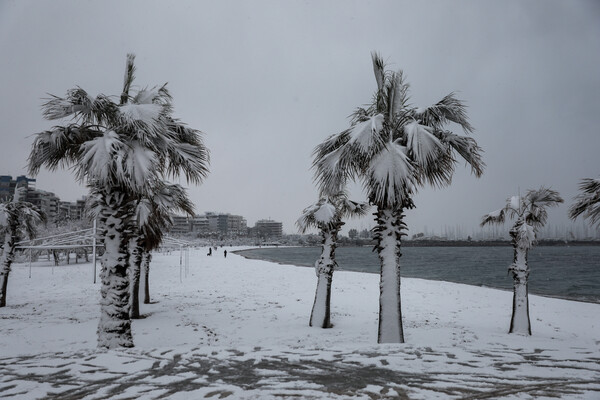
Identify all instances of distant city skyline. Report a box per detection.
[1,1,599,237]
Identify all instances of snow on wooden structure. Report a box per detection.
[15,220,100,281]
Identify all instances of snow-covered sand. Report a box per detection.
[1,247,599,399]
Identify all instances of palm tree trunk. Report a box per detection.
[375,207,406,343]
[309,227,338,328]
[97,191,134,348]
[129,240,143,319]
[0,226,16,307]
[142,251,151,304]
[509,245,531,335]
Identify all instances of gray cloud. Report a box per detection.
[1,0,599,236]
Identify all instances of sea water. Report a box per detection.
[237,246,600,303]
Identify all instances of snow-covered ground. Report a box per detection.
[0,247,599,399]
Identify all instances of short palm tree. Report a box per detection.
[297,193,368,328]
[313,53,484,343]
[129,182,195,318]
[28,54,209,348]
[481,187,563,335]
[569,177,600,228]
[0,186,45,307]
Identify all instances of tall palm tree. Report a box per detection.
[481,187,563,335]
[297,193,368,328]
[313,53,484,343]
[28,54,209,348]
[129,182,195,318]
[569,177,600,228]
[0,186,45,307]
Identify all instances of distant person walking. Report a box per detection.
[224,250,227,258]
[207,248,212,256]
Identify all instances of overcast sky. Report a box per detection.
[1,0,599,236]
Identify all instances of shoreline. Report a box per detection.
[233,247,600,305]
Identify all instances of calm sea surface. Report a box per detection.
[237,246,600,303]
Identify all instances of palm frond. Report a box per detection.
[480,208,505,227]
[163,141,210,185]
[569,178,600,226]
[388,71,409,117]
[404,121,445,168]
[121,53,136,105]
[296,199,337,233]
[513,220,536,249]
[415,93,474,134]
[525,187,563,227]
[78,130,124,187]
[153,183,195,217]
[347,114,385,153]
[435,131,485,177]
[28,125,101,175]
[124,141,158,189]
[371,52,385,92]
[312,130,356,195]
[366,143,415,208]
[340,198,370,219]
[119,102,168,139]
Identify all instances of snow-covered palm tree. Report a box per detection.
[481,187,563,335]
[0,187,45,307]
[129,182,195,318]
[569,177,600,228]
[28,54,209,348]
[297,193,368,328]
[313,53,484,343]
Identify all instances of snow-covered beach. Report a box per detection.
[1,247,599,399]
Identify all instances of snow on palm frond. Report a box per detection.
[297,201,328,233]
[119,103,166,138]
[348,114,384,152]
[525,187,563,227]
[78,130,124,186]
[514,221,536,249]
[120,103,163,125]
[42,88,93,120]
[366,143,414,207]
[313,201,337,224]
[480,208,505,227]
[134,198,153,227]
[569,178,600,227]
[133,84,172,106]
[297,192,367,233]
[484,187,563,231]
[125,142,157,189]
[508,195,521,212]
[415,93,474,134]
[28,125,101,174]
[313,140,353,196]
[341,198,370,218]
[43,90,118,125]
[404,121,445,168]
[133,88,159,105]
